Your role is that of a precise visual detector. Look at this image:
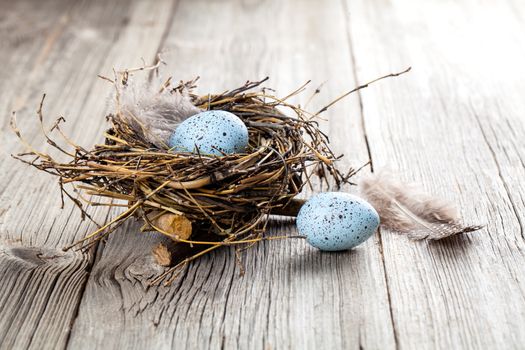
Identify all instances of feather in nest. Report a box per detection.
[117,77,201,148]
[359,171,482,240]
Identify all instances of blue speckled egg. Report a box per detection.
[297,192,380,251]
[168,110,249,156]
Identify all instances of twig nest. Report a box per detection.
[14,77,350,251]
[168,110,249,156]
[11,66,422,282]
[297,192,379,251]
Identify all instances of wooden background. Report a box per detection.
[1,0,524,349]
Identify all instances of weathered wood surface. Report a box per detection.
[0,0,175,349]
[0,0,524,349]
[346,0,525,348]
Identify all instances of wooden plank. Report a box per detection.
[0,0,175,349]
[67,0,397,349]
[344,0,525,348]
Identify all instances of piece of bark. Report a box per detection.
[152,243,172,266]
[147,212,193,240]
[152,227,221,267]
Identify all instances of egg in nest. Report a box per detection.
[168,110,249,156]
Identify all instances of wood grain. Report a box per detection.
[1,0,524,349]
[344,0,525,348]
[0,0,175,348]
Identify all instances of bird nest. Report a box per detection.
[12,71,364,278]
[12,65,412,283]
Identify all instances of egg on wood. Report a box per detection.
[168,110,249,156]
[296,192,380,251]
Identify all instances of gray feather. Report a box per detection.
[359,171,482,240]
[118,77,201,148]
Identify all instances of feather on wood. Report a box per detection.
[359,171,482,240]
